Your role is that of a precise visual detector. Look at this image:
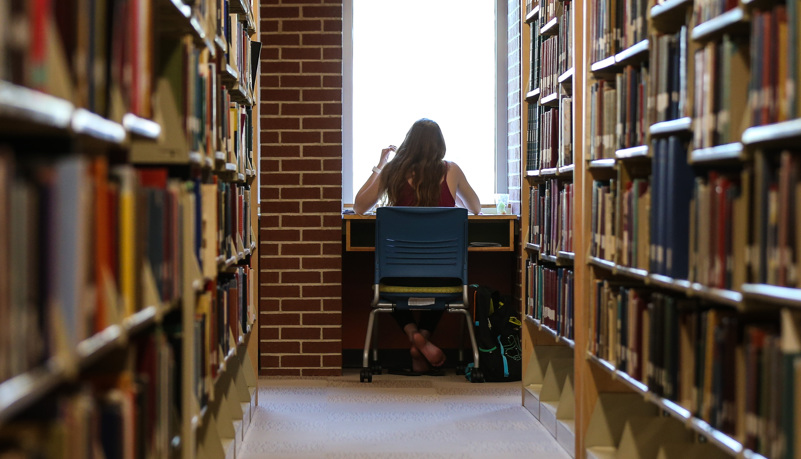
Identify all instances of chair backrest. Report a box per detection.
[374,207,468,285]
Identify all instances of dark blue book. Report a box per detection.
[666,136,693,279]
[100,399,124,459]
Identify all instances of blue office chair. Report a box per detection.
[360,207,483,383]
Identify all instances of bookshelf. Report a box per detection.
[0,1,261,458]
[521,0,801,454]
[520,0,580,455]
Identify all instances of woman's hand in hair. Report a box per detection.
[353,145,396,215]
[378,145,396,168]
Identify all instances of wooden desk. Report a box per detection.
[341,213,520,366]
[343,213,518,252]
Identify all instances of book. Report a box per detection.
[113,165,140,317]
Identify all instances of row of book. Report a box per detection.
[591,137,693,276]
[590,0,801,147]
[558,1,572,79]
[538,106,560,169]
[619,0,649,52]
[742,318,800,458]
[558,97,573,167]
[0,0,153,117]
[618,176,650,270]
[751,150,801,287]
[539,35,560,98]
[0,151,253,385]
[526,103,543,172]
[649,26,689,125]
[218,179,255,264]
[694,0,738,30]
[589,79,617,160]
[588,64,651,159]
[527,4,572,94]
[588,0,631,63]
[590,143,801,291]
[0,328,181,458]
[529,22,542,94]
[749,3,801,126]
[614,64,648,150]
[650,136,694,279]
[526,98,573,171]
[525,260,574,340]
[689,169,748,290]
[194,265,255,406]
[692,35,749,150]
[0,0,255,122]
[589,280,801,458]
[540,0,562,27]
[227,5,257,95]
[591,178,617,261]
[529,179,574,255]
[156,35,257,172]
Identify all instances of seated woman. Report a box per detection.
[353,118,481,373]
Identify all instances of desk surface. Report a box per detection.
[342,213,518,221]
[342,213,519,252]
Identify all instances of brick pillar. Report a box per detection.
[259,0,343,376]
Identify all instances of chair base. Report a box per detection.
[360,304,483,383]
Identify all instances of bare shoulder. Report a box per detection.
[445,160,465,176]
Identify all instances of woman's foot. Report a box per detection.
[410,346,430,372]
[412,331,446,367]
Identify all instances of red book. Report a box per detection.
[29,0,50,89]
[91,157,111,332]
[228,278,239,342]
[137,167,168,189]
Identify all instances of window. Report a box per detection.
[343,0,507,206]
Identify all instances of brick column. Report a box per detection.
[259,0,343,376]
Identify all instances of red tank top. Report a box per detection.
[395,163,455,207]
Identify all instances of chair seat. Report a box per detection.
[377,284,464,311]
[378,284,463,294]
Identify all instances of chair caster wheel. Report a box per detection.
[370,364,382,375]
[360,368,372,383]
[470,368,484,383]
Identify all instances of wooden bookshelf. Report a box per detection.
[650,0,694,26]
[521,0,579,456]
[521,0,801,454]
[541,17,560,35]
[590,56,618,75]
[649,117,694,138]
[614,145,649,160]
[691,7,750,42]
[688,142,747,164]
[0,1,261,458]
[742,118,801,147]
[559,67,575,85]
[614,39,650,66]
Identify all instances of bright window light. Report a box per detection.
[350,0,498,204]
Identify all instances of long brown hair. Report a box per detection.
[380,118,447,206]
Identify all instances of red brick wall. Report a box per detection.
[259,0,343,376]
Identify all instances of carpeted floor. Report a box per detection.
[238,370,570,459]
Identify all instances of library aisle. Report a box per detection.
[238,372,571,459]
